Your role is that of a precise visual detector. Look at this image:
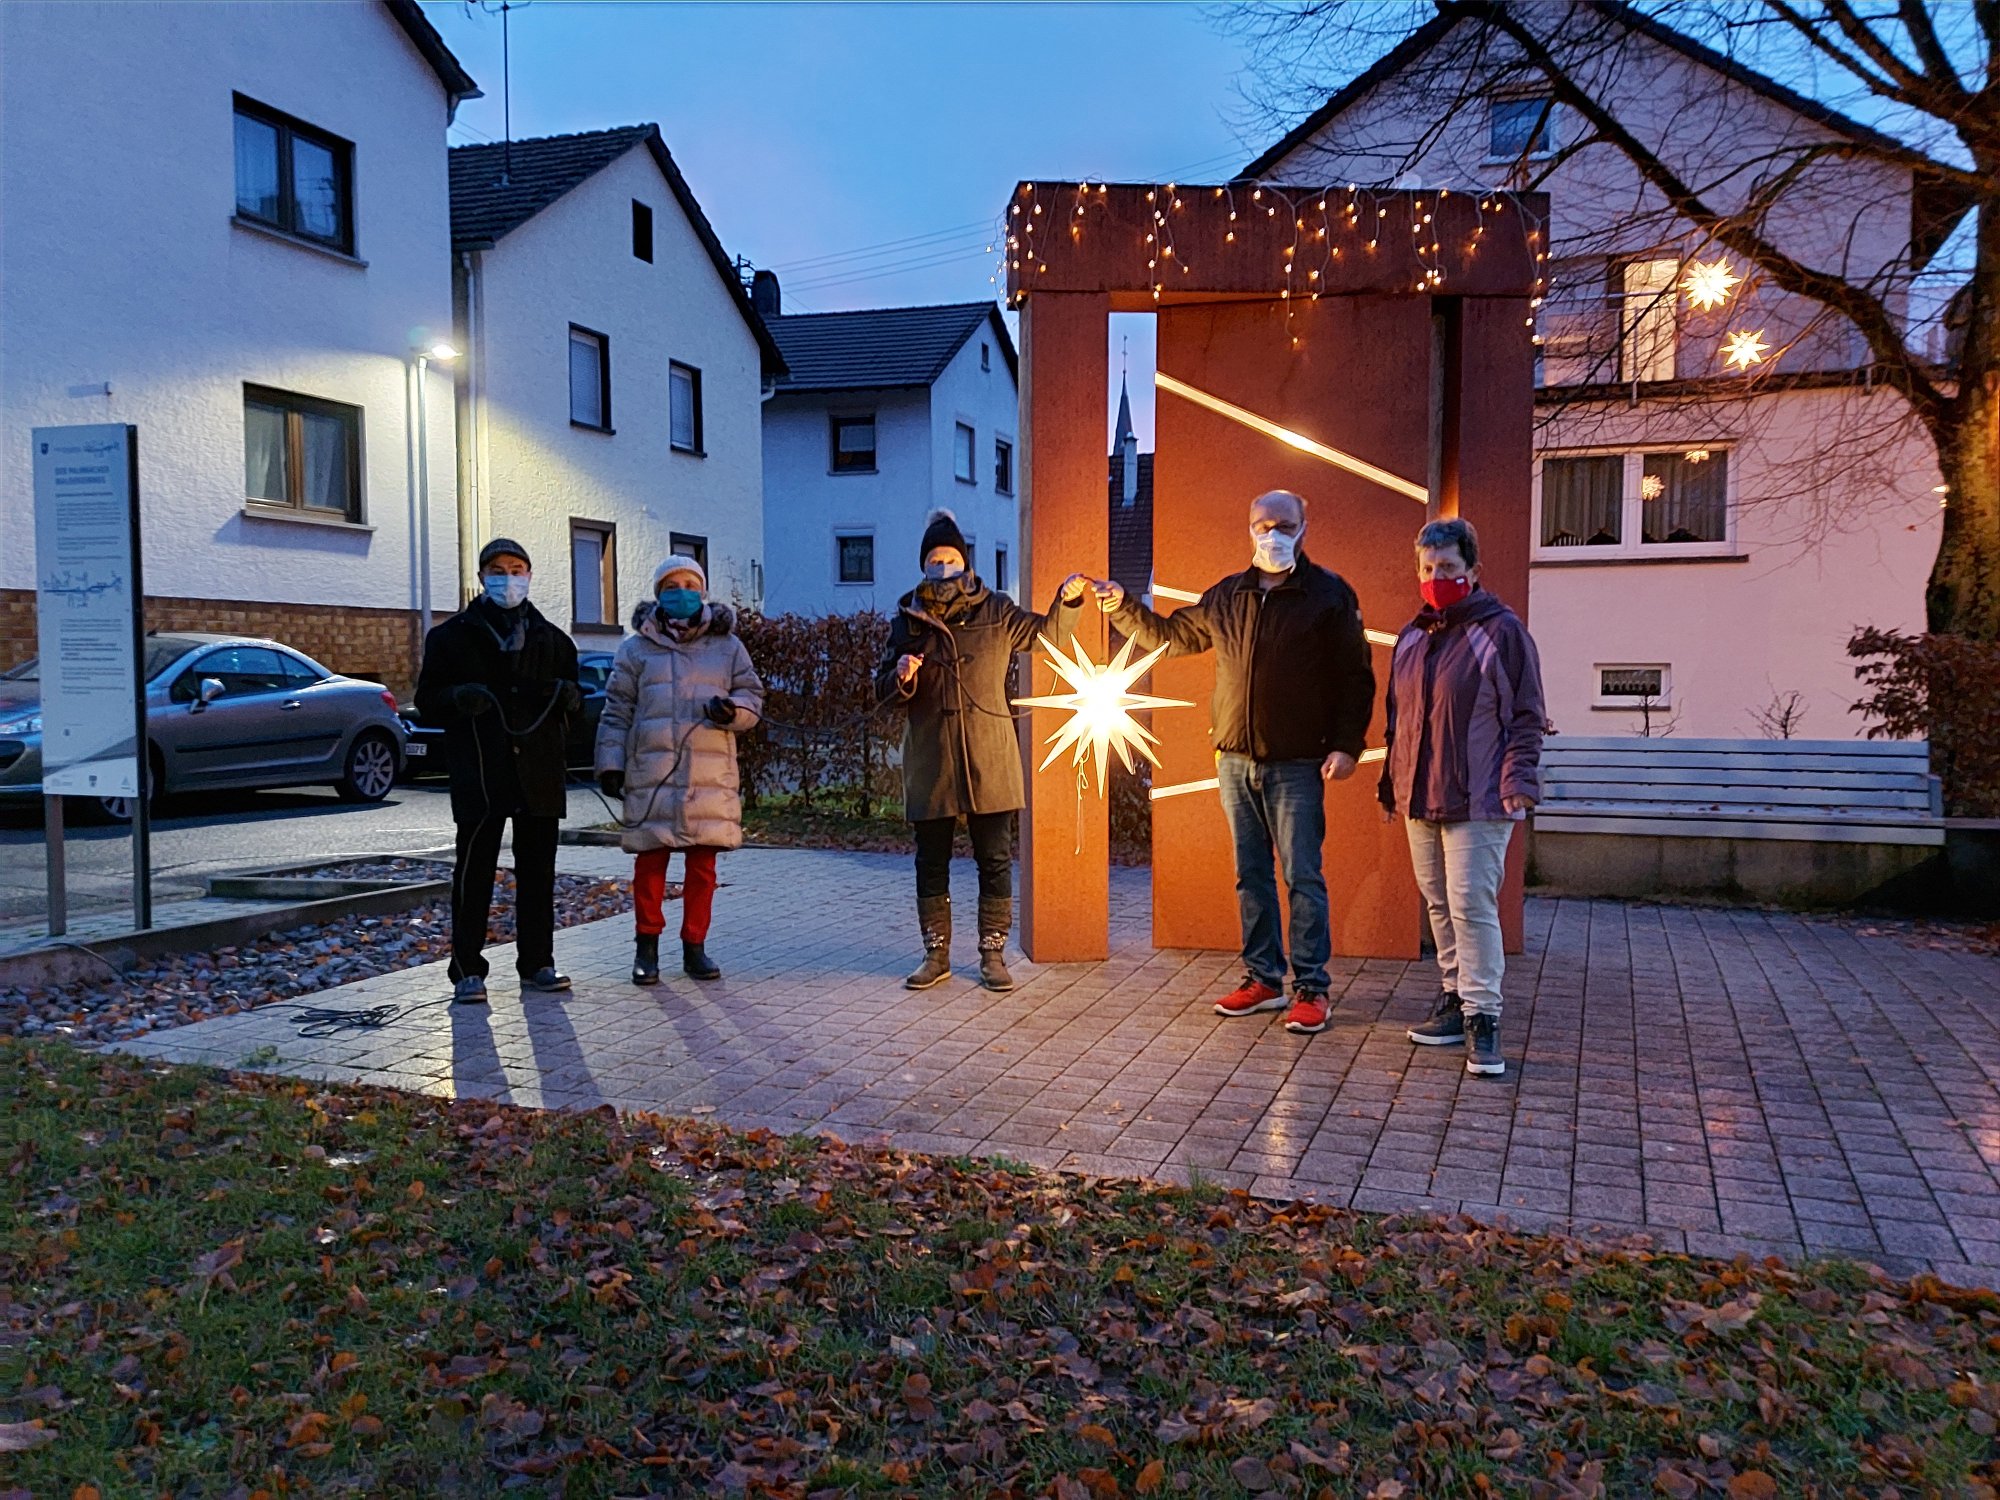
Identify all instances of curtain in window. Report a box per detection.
[291,136,343,242]
[300,410,350,514]
[244,402,288,503]
[234,114,280,221]
[1642,452,1727,542]
[1540,455,1622,546]
[1620,259,1678,382]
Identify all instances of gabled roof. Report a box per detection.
[1242,0,1918,179]
[450,125,786,377]
[381,0,479,111]
[767,303,1016,393]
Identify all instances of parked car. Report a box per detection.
[0,632,406,821]
[398,650,611,780]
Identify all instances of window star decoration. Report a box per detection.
[1680,256,1741,312]
[1013,634,1192,795]
[1722,328,1770,370]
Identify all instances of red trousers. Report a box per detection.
[633,846,717,941]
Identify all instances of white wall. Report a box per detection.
[0,0,458,614]
[927,327,1022,601]
[465,143,767,642]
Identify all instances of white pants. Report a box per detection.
[1405,818,1515,1017]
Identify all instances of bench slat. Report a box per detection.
[1543,781,1931,810]
[1545,752,1929,776]
[1546,736,1926,756]
[1534,813,1945,847]
[1544,765,1931,790]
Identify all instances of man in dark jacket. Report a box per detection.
[1095,490,1374,1035]
[876,509,1088,993]
[414,538,581,1004]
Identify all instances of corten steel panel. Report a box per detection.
[1005,183,1547,307]
[1018,293,1111,963]
[1455,297,1537,954]
[1152,297,1430,960]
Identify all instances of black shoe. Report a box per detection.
[521,966,572,993]
[1407,991,1465,1046]
[452,975,488,1005]
[683,942,721,981]
[1466,1013,1506,1076]
[633,934,660,986]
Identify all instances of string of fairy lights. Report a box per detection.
[996,179,1774,373]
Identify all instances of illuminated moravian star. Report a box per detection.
[1680,256,1741,312]
[1012,634,1192,795]
[1722,328,1770,370]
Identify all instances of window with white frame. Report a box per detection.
[954,422,976,484]
[669,362,703,454]
[1618,258,1679,382]
[1537,448,1731,556]
[1488,95,1556,160]
[569,326,610,430]
[836,531,874,585]
[994,544,1009,594]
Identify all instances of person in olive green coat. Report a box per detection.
[874,509,1088,993]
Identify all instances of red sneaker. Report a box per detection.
[1283,994,1330,1034]
[1214,978,1286,1017]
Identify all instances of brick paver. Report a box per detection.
[109,846,2000,1286]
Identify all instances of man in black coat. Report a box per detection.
[413,538,581,1004]
[1096,490,1374,1037]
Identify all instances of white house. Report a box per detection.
[0,0,476,697]
[760,296,1021,616]
[1242,6,1953,740]
[448,126,787,646]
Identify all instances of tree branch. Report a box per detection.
[1895,0,1968,94]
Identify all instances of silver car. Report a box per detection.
[0,632,406,821]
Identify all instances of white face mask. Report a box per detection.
[482,573,531,609]
[1251,527,1300,572]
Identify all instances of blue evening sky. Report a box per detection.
[424,1,1274,448]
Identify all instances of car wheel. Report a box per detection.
[92,749,162,823]
[338,731,398,803]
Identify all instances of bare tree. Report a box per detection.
[1751,686,1809,737]
[1225,0,1996,649]
[1631,688,1683,736]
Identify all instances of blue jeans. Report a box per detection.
[1217,752,1330,994]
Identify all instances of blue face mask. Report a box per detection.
[656,587,703,621]
[482,573,530,609]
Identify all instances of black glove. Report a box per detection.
[451,684,495,716]
[559,681,585,714]
[704,696,737,727]
[597,769,624,799]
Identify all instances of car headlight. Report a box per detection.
[0,712,42,736]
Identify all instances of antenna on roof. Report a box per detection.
[476,0,530,185]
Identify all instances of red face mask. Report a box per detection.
[1421,574,1475,611]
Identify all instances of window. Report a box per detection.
[1535,448,1732,558]
[963,534,977,574]
[994,545,1009,594]
[994,437,1014,496]
[278,652,324,686]
[669,532,708,572]
[173,646,289,702]
[233,97,354,253]
[632,200,654,262]
[830,414,876,473]
[1618,258,1679,382]
[669,362,703,453]
[243,385,362,519]
[1489,95,1555,160]
[1595,664,1671,708]
[750,559,765,610]
[569,325,610,430]
[836,531,874,585]
[954,422,976,484]
[981,342,991,372]
[570,520,617,629]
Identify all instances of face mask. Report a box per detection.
[483,573,530,609]
[923,560,966,583]
[656,588,703,621]
[1421,574,1476,611]
[1251,528,1299,572]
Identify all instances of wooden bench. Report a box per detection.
[1530,737,1943,905]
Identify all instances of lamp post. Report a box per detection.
[407,331,459,642]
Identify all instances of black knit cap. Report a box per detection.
[478,537,531,571]
[918,509,968,564]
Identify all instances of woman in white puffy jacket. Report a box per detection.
[594,555,764,985]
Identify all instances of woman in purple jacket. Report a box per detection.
[1378,517,1547,1077]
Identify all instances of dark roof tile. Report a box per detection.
[768,303,1014,392]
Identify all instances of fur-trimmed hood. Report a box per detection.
[629,598,737,642]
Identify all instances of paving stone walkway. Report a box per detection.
[111,846,2000,1286]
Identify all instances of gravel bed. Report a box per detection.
[1,869,637,1045]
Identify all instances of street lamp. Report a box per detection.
[407,328,458,641]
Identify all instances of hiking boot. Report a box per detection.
[1466,1013,1506,1076]
[682,942,722,981]
[977,895,1016,992]
[1283,992,1330,1034]
[1407,991,1465,1046]
[632,933,660,986]
[521,966,572,993]
[452,974,488,1005]
[905,895,952,990]
[1214,977,1286,1018]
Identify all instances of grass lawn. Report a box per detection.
[4,1041,1997,1499]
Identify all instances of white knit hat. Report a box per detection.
[652,554,707,592]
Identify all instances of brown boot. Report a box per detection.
[905,895,952,989]
[977,895,1016,992]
